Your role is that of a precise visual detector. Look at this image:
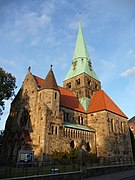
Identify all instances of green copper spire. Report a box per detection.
[64,23,99,81]
[73,23,90,60]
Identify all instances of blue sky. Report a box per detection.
[0,0,135,129]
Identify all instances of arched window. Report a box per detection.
[88,61,92,70]
[121,122,124,133]
[54,92,57,100]
[76,79,80,85]
[78,116,80,124]
[86,142,91,152]
[73,61,77,69]
[81,117,83,125]
[70,140,74,149]
[88,79,91,86]
[55,126,57,135]
[111,119,115,132]
[95,84,98,90]
[20,109,29,128]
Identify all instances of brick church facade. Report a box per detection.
[0,24,133,161]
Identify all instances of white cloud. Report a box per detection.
[40,1,55,15]
[13,12,51,36]
[0,1,56,47]
[120,66,135,77]
[126,50,135,60]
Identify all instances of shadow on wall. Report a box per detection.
[0,87,33,163]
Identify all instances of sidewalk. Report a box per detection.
[84,169,135,180]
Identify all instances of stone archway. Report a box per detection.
[70,140,74,149]
[78,139,91,168]
[78,139,87,150]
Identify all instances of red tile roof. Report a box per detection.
[33,75,85,112]
[88,90,128,118]
[58,86,85,112]
[34,76,44,88]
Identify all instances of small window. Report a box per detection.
[70,140,74,149]
[95,84,98,90]
[76,79,80,85]
[111,119,115,132]
[67,82,71,89]
[81,117,83,125]
[88,61,92,70]
[86,142,91,152]
[73,61,77,69]
[55,126,57,135]
[121,122,124,133]
[88,79,91,86]
[55,92,57,99]
[78,116,80,124]
[52,126,54,135]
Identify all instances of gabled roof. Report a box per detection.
[128,116,135,123]
[33,75,85,113]
[33,75,127,117]
[42,66,58,91]
[34,76,44,88]
[58,86,85,112]
[88,90,127,118]
[64,23,99,81]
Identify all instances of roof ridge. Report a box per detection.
[101,90,107,110]
[88,89,127,118]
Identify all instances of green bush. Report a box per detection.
[52,148,79,162]
[87,153,100,163]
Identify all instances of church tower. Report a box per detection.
[63,24,101,112]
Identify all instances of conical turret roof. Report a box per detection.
[42,65,58,91]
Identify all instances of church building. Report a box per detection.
[0,24,133,162]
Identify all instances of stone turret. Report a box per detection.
[40,65,60,112]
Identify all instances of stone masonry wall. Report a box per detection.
[63,73,101,99]
[88,110,133,160]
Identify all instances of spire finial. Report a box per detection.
[28,66,31,71]
[50,64,53,69]
[78,11,82,26]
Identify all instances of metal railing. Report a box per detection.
[0,157,134,179]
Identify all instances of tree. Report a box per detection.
[0,130,4,145]
[0,67,17,116]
